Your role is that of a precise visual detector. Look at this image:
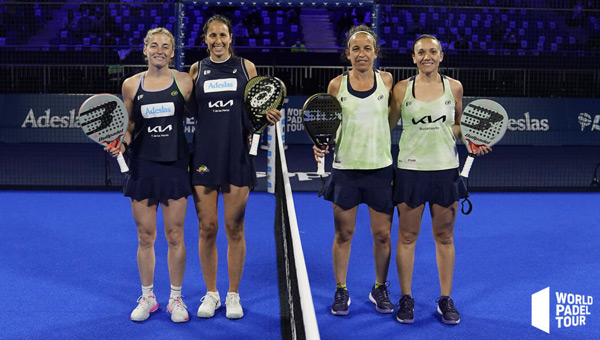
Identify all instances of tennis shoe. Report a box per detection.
[369,283,394,313]
[225,292,244,319]
[396,295,415,324]
[436,296,460,325]
[197,291,221,318]
[167,296,189,323]
[331,288,351,316]
[130,293,158,322]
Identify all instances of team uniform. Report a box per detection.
[190,56,255,188]
[393,74,460,208]
[323,70,394,213]
[123,71,192,201]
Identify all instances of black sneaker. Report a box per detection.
[436,296,460,325]
[395,295,415,324]
[331,288,350,316]
[368,283,394,313]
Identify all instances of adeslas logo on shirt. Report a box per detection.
[204,78,238,93]
[141,102,175,119]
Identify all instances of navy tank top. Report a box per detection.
[191,56,255,187]
[129,71,189,162]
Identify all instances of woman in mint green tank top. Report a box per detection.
[313,25,396,316]
[389,35,491,325]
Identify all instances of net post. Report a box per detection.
[370,3,381,69]
[174,1,186,71]
[268,124,276,194]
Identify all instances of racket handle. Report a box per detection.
[117,152,129,173]
[317,155,325,176]
[459,154,475,178]
[249,133,260,156]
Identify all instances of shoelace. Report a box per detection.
[136,295,154,308]
[201,294,219,306]
[437,297,457,313]
[226,294,241,306]
[170,296,187,310]
[399,296,414,309]
[334,290,349,304]
[374,287,390,302]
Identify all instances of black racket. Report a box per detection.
[243,76,286,156]
[459,99,509,179]
[78,94,129,173]
[302,93,342,175]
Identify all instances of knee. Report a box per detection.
[225,222,245,242]
[137,229,156,249]
[165,226,184,248]
[433,229,454,245]
[372,229,391,245]
[199,220,218,240]
[398,230,419,246]
[335,228,354,244]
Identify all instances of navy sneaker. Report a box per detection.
[395,295,415,324]
[436,296,460,325]
[368,283,394,314]
[331,288,351,316]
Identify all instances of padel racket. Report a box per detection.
[459,99,508,178]
[301,93,342,176]
[78,93,129,173]
[243,76,286,156]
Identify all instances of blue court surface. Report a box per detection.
[1,190,599,340]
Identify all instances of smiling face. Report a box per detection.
[412,37,444,75]
[345,32,378,71]
[143,33,174,68]
[205,20,232,61]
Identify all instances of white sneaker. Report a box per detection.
[225,292,244,319]
[197,291,221,318]
[168,296,189,323]
[130,294,158,321]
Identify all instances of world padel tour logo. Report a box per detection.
[531,287,593,333]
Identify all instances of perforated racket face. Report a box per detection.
[78,94,128,146]
[243,76,286,132]
[461,99,508,148]
[302,93,342,148]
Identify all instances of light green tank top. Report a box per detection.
[333,71,393,170]
[397,75,459,170]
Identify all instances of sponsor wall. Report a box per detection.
[2,94,599,145]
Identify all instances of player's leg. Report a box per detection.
[162,197,188,287]
[162,197,190,322]
[193,185,220,292]
[193,185,223,319]
[222,184,250,293]
[332,204,358,287]
[430,202,458,296]
[130,198,159,321]
[396,202,425,296]
[131,199,159,287]
[330,204,358,315]
[430,201,460,325]
[222,184,250,319]
[367,207,394,313]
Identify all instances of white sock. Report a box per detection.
[142,284,154,297]
[170,285,182,298]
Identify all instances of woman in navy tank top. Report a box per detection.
[106,28,193,323]
[188,15,282,320]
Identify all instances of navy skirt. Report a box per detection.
[323,166,394,214]
[123,157,192,202]
[393,168,460,208]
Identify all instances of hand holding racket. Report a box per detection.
[78,94,129,173]
[243,76,286,156]
[302,93,342,176]
[459,99,508,179]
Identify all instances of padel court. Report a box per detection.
[1,188,598,340]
